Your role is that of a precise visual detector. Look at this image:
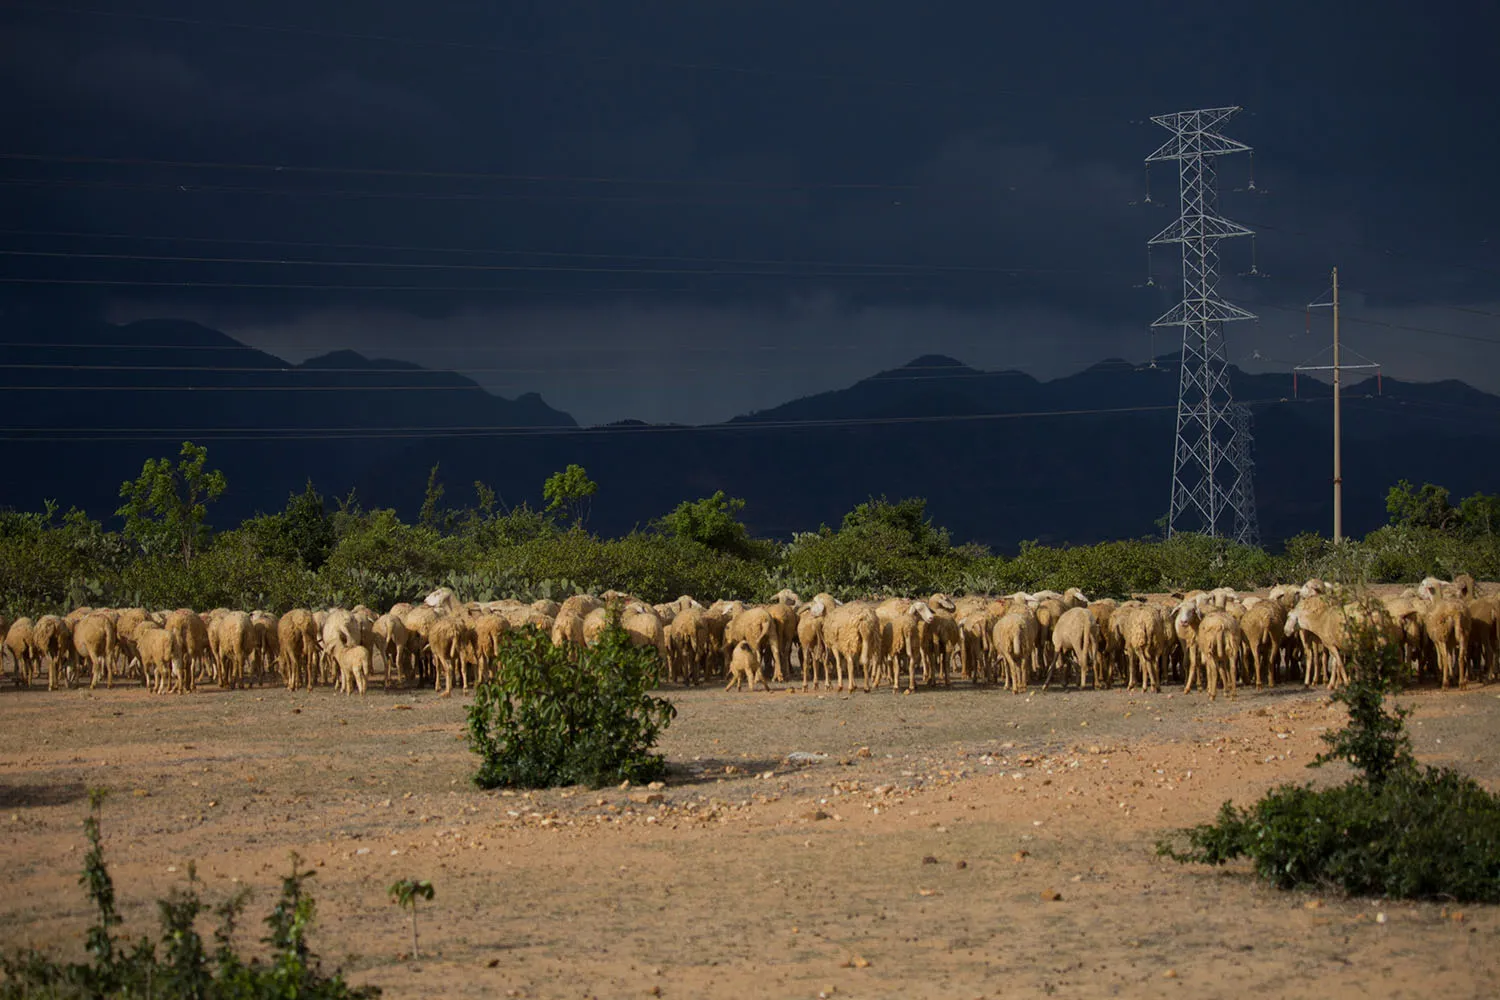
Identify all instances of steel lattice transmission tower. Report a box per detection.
[1227,402,1260,546]
[1146,106,1260,543]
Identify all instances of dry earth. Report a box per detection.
[2,679,1498,1000]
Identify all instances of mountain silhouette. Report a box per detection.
[3,318,1498,551]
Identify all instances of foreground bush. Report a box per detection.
[1,796,377,999]
[1159,768,1500,902]
[1158,603,1500,903]
[467,621,676,789]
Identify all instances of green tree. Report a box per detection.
[841,495,951,557]
[1386,480,1458,532]
[658,491,759,558]
[1458,491,1500,538]
[418,463,450,533]
[116,441,228,567]
[542,464,598,528]
[243,480,336,570]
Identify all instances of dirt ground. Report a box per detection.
[2,678,1497,1000]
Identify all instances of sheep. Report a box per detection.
[372,612,409,688]
[164,610,210,691]
[32,615,75,691]
[722,606,784,683]
[821,600,882,693]
[335,644,372,695]
[879,601,933,692]
[277,609,320,691]
[5,617,37,687]
[211,611,253,690]
[796,607,830,690]
[72,613,119,690]
[1048,606,1102,690]
[136,624,184,694]
[991,610,1038,694]
[725,640,770,692]
[426,614,477,697]
[1466,595,1498,681]
[470,613,509,686]
[1423,597,1471,689]
[664,607,712,684]
[1237,600,1286,688]
[762,601,799,683]
[1194,610,1244,701]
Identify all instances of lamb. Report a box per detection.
[725,640,770,692]
[335,644,372,695]
[722,606,784,683]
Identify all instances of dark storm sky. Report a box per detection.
[3,1,1498,425]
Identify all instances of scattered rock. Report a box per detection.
[1012,850,1031,862]
[784,752,829,766]
[954,860,968,870]
[1163,969,1178,979]
[917,888,940,897]
[1304,899,1324,910]
[647,781,665,791]
[629,792,665,805]
[803,810,831,821]
[922,855,939,865]
[856,747,873,759]
[1040,889,1062,902]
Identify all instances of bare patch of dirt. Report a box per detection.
[2,681,1497,999]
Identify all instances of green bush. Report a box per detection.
[1,796,377,999]
[1159,768,1500,902]
[1158,602,1500,903]
[467,621,676,789]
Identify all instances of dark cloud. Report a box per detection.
[5,0,1500,427]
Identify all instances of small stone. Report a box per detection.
[133,788,150,798]
[629,792,664,805]
[856,747,872,758]
[619,780,631,790]
[954,860,968,870]
[1040,889,1062,902]
[922,855,939,865]
[1163,969,1178,979]
[647,781,665,791]
[917,888,940,897]
[1304,899,1324,910]
[1375,912,1387,924]
[1012,850,1030,862]
[804,810,830,821]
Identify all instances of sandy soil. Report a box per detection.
[2,679,1497,1000]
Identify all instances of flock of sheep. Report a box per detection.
[1,574,1492,700]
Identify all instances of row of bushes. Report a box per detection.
[3,453,1499,616]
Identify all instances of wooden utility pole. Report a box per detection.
[1331,267,1342,542]
[1301,267,1377,544]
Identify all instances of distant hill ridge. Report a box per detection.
[2,316,1498,549]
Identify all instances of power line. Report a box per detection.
[0,228,1011,275]
[0,152,919,192]
[0,247,1086,279]
[0,176,824,207]
[0,395,1327,442]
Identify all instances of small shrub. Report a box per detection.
[1,795,377,999]
[387,878,435,959]
[1158,603,1500,903]
[467,619,677,789]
